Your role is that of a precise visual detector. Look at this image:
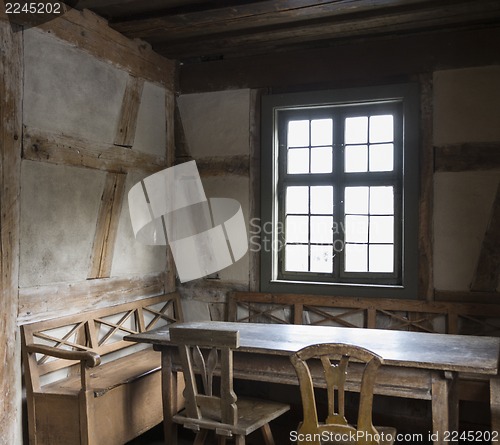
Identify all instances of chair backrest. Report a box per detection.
[170,327,240,428]
[290,343,383,445]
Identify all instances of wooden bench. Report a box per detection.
[21,292,183,445]
[228,291,500,403]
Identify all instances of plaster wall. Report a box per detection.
[433,66,500,292]
[178,89,250,157]
[177,90,252,318]
[179,69,500,297]
[177,89,252,283]
[20,28,168,290]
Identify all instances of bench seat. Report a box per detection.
[42,348,161,396]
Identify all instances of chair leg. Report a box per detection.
[193,429,208,445]
[234,436,245,445]
[261,423,276,445]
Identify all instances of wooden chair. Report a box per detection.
[170,327,290,445]
[290,343,396,445]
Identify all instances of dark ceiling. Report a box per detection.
[74,0,500,63]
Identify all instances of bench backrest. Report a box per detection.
[21,292,183,378]
[228,292,500,336]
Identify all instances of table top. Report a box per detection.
[125,321,500,375]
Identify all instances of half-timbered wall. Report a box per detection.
[0,8,175,444]
[176,29,500,314]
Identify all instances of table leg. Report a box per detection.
[161,349,178,445]
[491,376,500,438]
[431,371,459,445]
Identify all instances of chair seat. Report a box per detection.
[173,397,290,436]
[319,426,397,445]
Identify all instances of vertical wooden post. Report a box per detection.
[165,90,177,293]
[161,349,178,445]
[88,172,127,279]
[249,89,262,292]
[0,18,23,445]
[419,73,435,302]
[114,75,144,147]
[431,372,459,444]
[491,376,500,436]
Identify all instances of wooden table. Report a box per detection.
[125,321,500,445]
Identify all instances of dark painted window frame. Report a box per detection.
[260,83,420,299]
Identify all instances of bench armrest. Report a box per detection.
[25,344,101,368]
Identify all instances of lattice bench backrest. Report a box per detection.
[21,293,182,378]
[228,292,500,336]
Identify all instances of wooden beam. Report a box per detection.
[249,90,262,292]
[88,173,127,279]
[471,181,500,292]
[418,74,435,301]
[155,0,500,60]
[434,143,500,172]
[18,273,165,324]
[180,26,500,93]
[36,7,175,89]
[0,19,23,444]
[114,75,144,147]
[113,0,433,42]
[196,155,250,177]
[435,290,499,304]
[23,127,166,173]
[165,90,177,293]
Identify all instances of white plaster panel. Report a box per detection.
[433,171,500,291]
[133,81,167,157]
[111,170,167,277]
[23,28,128,142]
[178,89,250,157]
[201,176,250,284]
[180,299,212,322]
[19,161,106,287]
[434,66,500,145]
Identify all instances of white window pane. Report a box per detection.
[311,147,332,173]
[369,244,394,272]
[286,215,309,243]
[345,116,368,144]
[370,216,394,243]
[345,215,368,243]
[345,244,367,272]
[288,148,310,174]
[286,186,309,214]
[310,216,333,243]
[345,187,369,214]
[369,115,393,143]
[311,119,333,146]
[369,186,394,215]
[311,186,333,215]
[288,120,309,147]
[285,244,308,272]
[345,145,368,172]
[370,144,394,172]
[311,245,333,273]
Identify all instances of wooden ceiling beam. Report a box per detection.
[153,0,500,60]
[112,0,435,42]
[179,26,500,93]
[76,0,200,20]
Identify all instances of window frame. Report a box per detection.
[260,83,420,299]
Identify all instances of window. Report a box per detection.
[260,84,419,298]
